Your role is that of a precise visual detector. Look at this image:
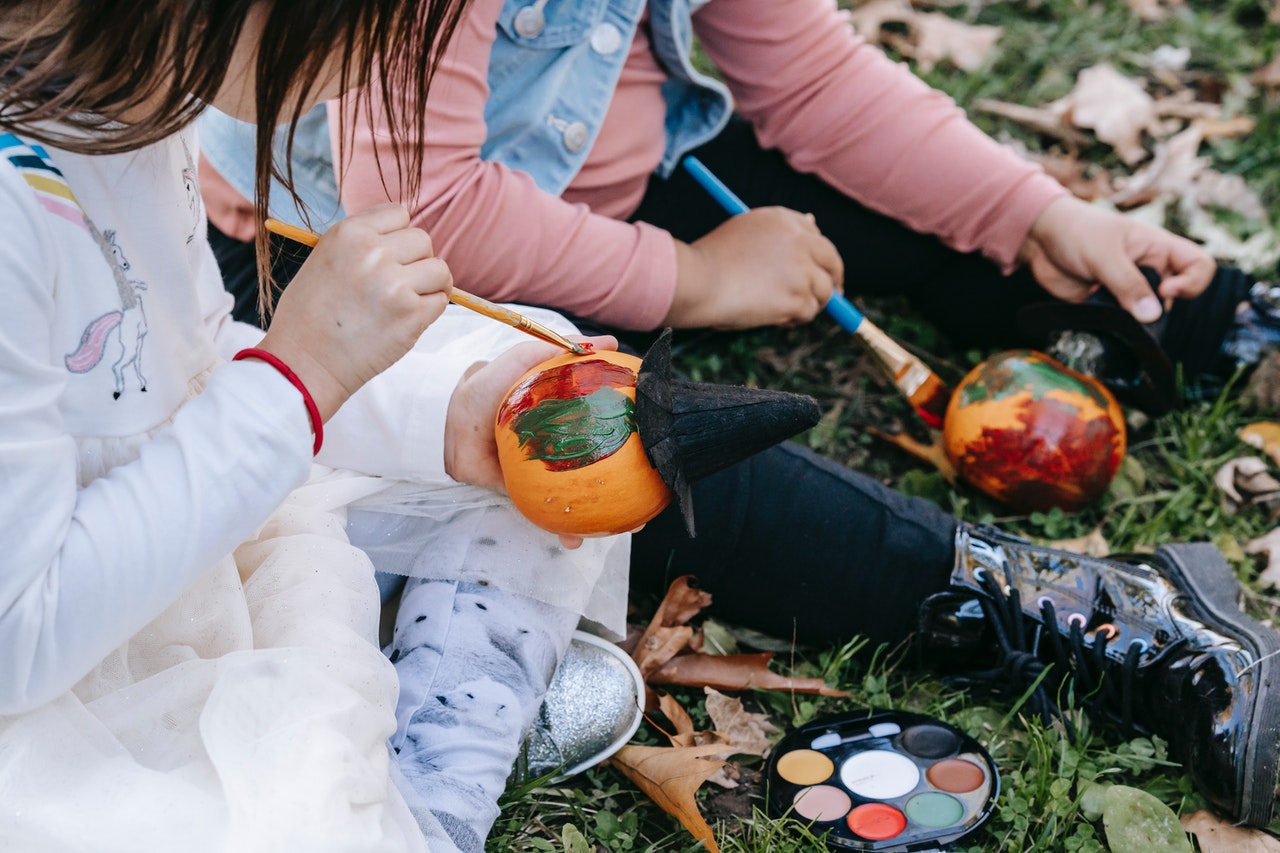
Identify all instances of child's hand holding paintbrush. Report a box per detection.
[264,217,590,357]
[682,157,951,428]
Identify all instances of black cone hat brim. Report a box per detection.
[635,329,821,536]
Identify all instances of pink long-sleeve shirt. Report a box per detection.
[335,0,1067,330]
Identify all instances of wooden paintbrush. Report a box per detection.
[263,219,589,356]
[681,157,952,429]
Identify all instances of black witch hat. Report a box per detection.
[634,329,821,536]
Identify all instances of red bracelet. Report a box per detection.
[232,348,324,455]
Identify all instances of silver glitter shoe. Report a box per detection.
[519,630,644,782]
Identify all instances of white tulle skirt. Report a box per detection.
[0,466,430,852]
[0,356,630,852]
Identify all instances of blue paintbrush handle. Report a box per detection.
[682,156,864,334]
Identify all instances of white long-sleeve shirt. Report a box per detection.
[0,129,525,713]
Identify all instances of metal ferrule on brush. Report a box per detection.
[854,322,930,397]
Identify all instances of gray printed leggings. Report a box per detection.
[380,575,578,853]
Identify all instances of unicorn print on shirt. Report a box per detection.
[66,227,149,399]
[0,133,151,400]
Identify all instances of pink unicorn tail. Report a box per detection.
[65,311,122,373]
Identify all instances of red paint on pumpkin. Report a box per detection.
[943,350,1125,512]
[497,358,637,426]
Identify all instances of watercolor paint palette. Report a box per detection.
[763,710,999,851]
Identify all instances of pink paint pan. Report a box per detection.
[764,710,999,850]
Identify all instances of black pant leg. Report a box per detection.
[629,441,957,649]
[630,115,1047,350]
[633,115,1249,364]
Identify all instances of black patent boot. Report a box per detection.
[919,524,1280,826]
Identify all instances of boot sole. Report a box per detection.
[1157,542,1280,826]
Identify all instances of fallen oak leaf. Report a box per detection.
[1179,195,1280,272]
[1109,123,1205,209]
[658,691,695,738]
[634,625,694,681]
[1240,423,1280,469]
[651,652,851,697]
[1033,151,1115,201]
[650,574,713,629]
[1213,456,1280,514]
[608,743,730,853]
[972,98,1092,147]
[704,688,780,759]
[908,13,1001,72]
[1053,63,1162,165]
[631,575,712,681]
[846,0,914,39]
[1244,527,1280,589]
[1180,809,1280,852]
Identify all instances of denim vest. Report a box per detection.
[197,0,730,229]
[198,103,346,232]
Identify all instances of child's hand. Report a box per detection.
[444,335,619,548]
[1017,196,1215,324]
[256,204,453,421]
[668,207,844,330]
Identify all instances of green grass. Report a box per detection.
[490,2,1280,850]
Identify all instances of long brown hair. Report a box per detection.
[0,0,467,317]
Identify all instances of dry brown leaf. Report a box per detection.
[846,0,913,38]
[631,575,711,680]
[868,426,958,484]
[972,99,1091,147]
[1152,92,1223,122]
[1256,54,1280,89]
[651,575,713,629]
[663,727,741,788]
[1245,527,1280,589]
[1109,123,1205,208]
[634,625,694,681]
[1196,114,1257,140]
[1213,457,1280,512]
[1240,423,1280,469]
[608,743,729,853]
[1181,809,1280,851]
[651,652,851,697]
[1194,168,1268,220]
[847,1,999,72]
[1035,152,1115,201]
[909,13,1001,72]
[1047,527,1111,557]
[704,688,780,759]
[1054,64,1161,165]
[1180,197,1280,271]
[658,692,695,738]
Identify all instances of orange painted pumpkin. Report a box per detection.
[494,350,673,536]
[943,349,1125,512]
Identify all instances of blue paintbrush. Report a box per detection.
[682,156,950,428]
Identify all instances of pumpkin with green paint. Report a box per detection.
[495,351,673,536]
[942,349,1125,512]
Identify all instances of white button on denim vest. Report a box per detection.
[513,1,548,38]
[590,22,623,54]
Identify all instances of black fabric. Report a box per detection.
[631,114,1251,377]
[628,440,957,648]
[208,222,310,328]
